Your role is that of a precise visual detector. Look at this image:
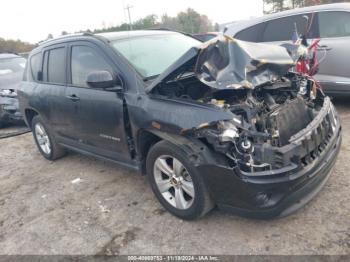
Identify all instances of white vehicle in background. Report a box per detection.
[224,3,350,95]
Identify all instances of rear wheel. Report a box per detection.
[146,140,214,220]
[31,115,66,160]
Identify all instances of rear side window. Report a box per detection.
[43,47,66,84]
[71,45,112,88]
[318,11,350,38]
[30,53,42,81]
[235,23,266,42]
[262,13,318,42]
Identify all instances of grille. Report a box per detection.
[268,97,312,146]
[289,98,337,167]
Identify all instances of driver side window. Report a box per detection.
[71,45,112,88]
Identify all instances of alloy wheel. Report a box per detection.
[34,123,51,155]
[153,155,195,210]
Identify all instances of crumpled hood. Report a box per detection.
[147,35,294,92]
[195,35,294,89]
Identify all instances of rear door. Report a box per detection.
[314,11,350,92]
[39,44,70,136]
[64,41,131,162]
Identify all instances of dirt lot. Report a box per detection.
[0,98,349,255]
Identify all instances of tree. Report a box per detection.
[0,38,36,53]
[177,8,201,33]
[264,0,286,13]
[198,14,214,33]
[0,8,215,54]
[160,14,181,31]
[133,15,158,29]
[176,8,214,33]
[86,8,215,34]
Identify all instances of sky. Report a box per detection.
[1,0,263,43]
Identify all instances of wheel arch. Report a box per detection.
[144,131,217,219]
[137,129,221,175]
[137,129,162,174]
[24,108,39,129]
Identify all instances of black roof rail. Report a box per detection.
[38,32,96,46]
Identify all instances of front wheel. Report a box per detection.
[146,140,214,220]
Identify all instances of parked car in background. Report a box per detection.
[0,53,26,127]
[192,32,220,42]
[18,30,341,220]
[224,3,350,95]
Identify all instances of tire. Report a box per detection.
[31,115,66,160]
[146,140,214,220]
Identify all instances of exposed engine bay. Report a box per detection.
[149,36,337,174]
[152,70,327,168]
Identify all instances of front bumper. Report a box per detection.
[0,96,22,123]
[198,99,342,219]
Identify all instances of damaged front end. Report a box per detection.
[193,87,339,176]
[148,35,341,217]
[190,36,341,176]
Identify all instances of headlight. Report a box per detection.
[218,120,239,142]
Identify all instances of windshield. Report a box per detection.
[111,33,201,79]
[0,57,26,76]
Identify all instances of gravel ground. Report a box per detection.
[0,98,349,255]
[0,123,29,139]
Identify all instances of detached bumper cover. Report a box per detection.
[198,99,342,219]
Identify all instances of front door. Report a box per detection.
[260,12,318,47]
[64,42,131,161]
[314,11,350,93]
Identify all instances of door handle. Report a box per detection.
[66,94,80,102]
[317,45,332,51]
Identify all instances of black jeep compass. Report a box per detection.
[18,30,341,220]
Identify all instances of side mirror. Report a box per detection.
[86,70,122,90]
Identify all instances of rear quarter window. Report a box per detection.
[29,53,42,81]
[235,23,266,42]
